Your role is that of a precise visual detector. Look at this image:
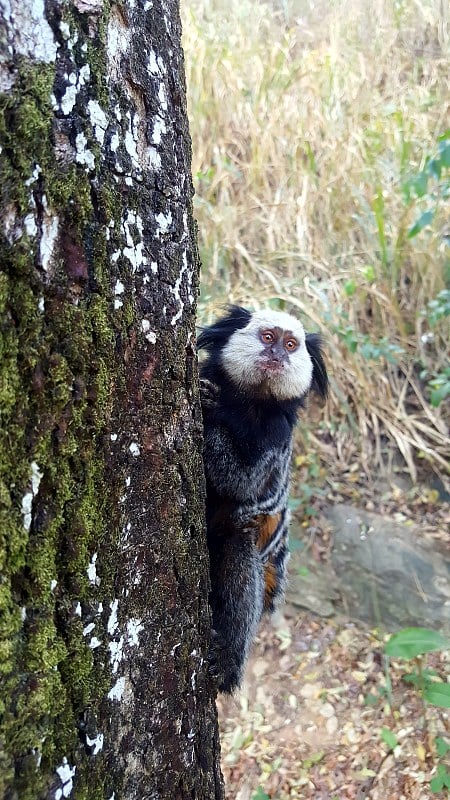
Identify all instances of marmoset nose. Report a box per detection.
[270,344,281,358]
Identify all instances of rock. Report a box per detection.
[325,504,450,633]
[287,504,450,633]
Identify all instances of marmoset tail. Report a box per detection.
[198,306,328,693]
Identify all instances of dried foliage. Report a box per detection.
[217,612,450,799]
[183,0,449,481]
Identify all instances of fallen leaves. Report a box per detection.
[217,610,450,799]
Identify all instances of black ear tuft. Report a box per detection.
[305,333,328,400]
[197,306,252,351]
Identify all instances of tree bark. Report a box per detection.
[0,1,223,798]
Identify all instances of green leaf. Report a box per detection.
[364,692,379,706]
[385,628,450,659]
[407,209,434,238]
[344,279,357,296]
[303,751,325,769]
[427,158,442,180]
[424,682,450,708]
[435,737,450,757]
[252,788,270,800]
[430,774,444,792]
[380,727,398,750]
[362,264,376,282]
[411,171,429,198]
[430,381,450,407]
[430,765,450,793]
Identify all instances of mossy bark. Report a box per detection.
[0,1,223,798]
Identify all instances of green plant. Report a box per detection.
[431,739,450,794]
[384,627,450,794]
[403,130,450,239]
[380,727,398,751]
[385,627,450,705]
[420,289,450,407]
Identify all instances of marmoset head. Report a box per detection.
[198,306,328,401]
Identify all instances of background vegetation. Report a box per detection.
[182,0,449,489]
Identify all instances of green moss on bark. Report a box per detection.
[0,46,122,795]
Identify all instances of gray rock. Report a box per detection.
[288,504,450,633]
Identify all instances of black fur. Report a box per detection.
[305,333,328,399]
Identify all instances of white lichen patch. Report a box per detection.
[59,20,71,39]
[50,579,58,592]
[114,280,124,295]
[74,602,82,617]
[25,164,41,187]
[121,210,147,271]
[109,636,124,673]
[83,622,95,637]
[147,146,162,170]
[151,115,166,145]
[129,442,140,456]
[30,460,43,494]
[126,618,144,646]
[147,49,166,76]
[141,320,157,343]
[123,241,146,270]
[60,84,78,116]
[86,732,104,755]
[87,553,99,586]
[108,676,125,701]
[88,99,108,145]
[24,213,38,237]
[55,757,76,799]
[39,208,59,272]
[3,0,58,66]
[89,636,101,649]
[155,211,172,237]
[110,132,120,153]
[124,111,141,170]
[75,132,95,171]
[59,65,90,115]
[158,82,168,111]
[21,461,43,532]
[107,599,119,635]
[170,251,194,326]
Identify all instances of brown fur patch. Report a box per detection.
[254,513,281,551]
[264,561,277,609]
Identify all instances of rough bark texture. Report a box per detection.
[0,1,223,798]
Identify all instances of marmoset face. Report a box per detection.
[221,309,314,400]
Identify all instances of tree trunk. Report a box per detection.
[0,1,224,798]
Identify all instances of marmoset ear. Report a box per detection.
[305,333,328,400]
[197,306,251,351]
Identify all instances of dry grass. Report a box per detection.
[182,0,449,481]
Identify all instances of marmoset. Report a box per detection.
[198,306,328,692]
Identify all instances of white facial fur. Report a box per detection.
[221,309,313,400]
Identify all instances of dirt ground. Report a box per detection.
[217,607,450,800]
